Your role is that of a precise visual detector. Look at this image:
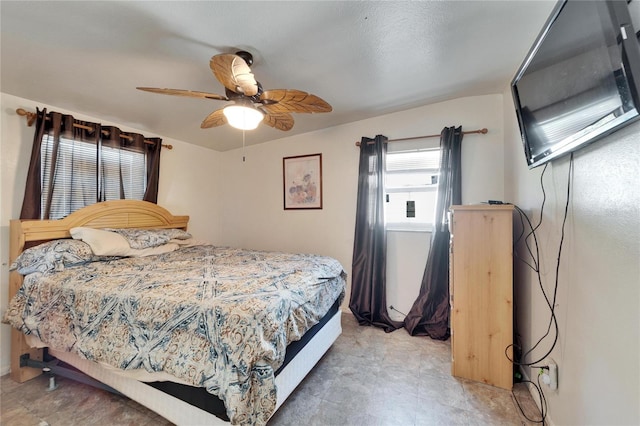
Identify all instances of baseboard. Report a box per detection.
[1,365,11,376]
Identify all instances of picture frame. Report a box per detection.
[283,153,323,210]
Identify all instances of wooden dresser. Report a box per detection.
[449,204,514,390]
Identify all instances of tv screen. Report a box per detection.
[512,0,640,168]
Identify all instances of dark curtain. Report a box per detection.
[21,110,101,219]
[143,137,163,203]
[20,110,162,220]
[404,126,463,340]
[20,108,48,220]
[349,134,403,332]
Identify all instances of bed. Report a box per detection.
[4,200,346,425]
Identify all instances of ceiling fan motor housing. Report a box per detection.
[235,51,253,67]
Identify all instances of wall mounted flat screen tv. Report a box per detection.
[512,0,640,168]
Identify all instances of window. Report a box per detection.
[41,135,146,219]
[100,144,146,201]
[385,147,440,231]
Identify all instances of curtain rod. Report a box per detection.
[355,127,488,146]
[16,108,173,150]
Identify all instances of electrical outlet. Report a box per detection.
[541,358,558,390]
[548,359,558,390]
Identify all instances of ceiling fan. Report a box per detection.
[137,51,332,131]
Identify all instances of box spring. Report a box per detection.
[146,298,341,421]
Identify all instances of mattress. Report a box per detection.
[5,244,346,424]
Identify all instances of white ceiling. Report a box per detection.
[1,1,556,152]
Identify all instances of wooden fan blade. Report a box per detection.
[260,89,332,113]
[210,54,259,97]
[262,111,294,131]
[137,87,228,101]
[201,109,227,129]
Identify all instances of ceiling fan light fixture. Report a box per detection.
[223,104,264,130]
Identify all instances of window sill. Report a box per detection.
[385,225,433,233]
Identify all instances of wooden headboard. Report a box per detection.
[8,200,189,382]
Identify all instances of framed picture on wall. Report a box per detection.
[283,153,323,210]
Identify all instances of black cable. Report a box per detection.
[512,377,547,424]
[509,154,573,426]
[510,201,548,366]
[508,205,557,366]
[512,205,559,365]
[523,153,572,365]
[513,207,539,271]
[514,163,548,272]
[507,155,573,367]
[537,372,548,425]
[388,305,407,317]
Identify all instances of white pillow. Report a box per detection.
[70,227,179,257]
[70,227,130,256]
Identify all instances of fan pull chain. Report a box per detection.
[242,130,246,162]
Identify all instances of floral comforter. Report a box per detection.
[4,245,346,425]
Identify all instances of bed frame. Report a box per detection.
[8,200,342,424]
[9,200,189,384]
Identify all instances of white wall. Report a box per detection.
[3,84,636,425]
[1,92,508,383]
[503,88,640,425]
[386,231,430,321]
[0,93,222,375]
[216,94,506,319]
